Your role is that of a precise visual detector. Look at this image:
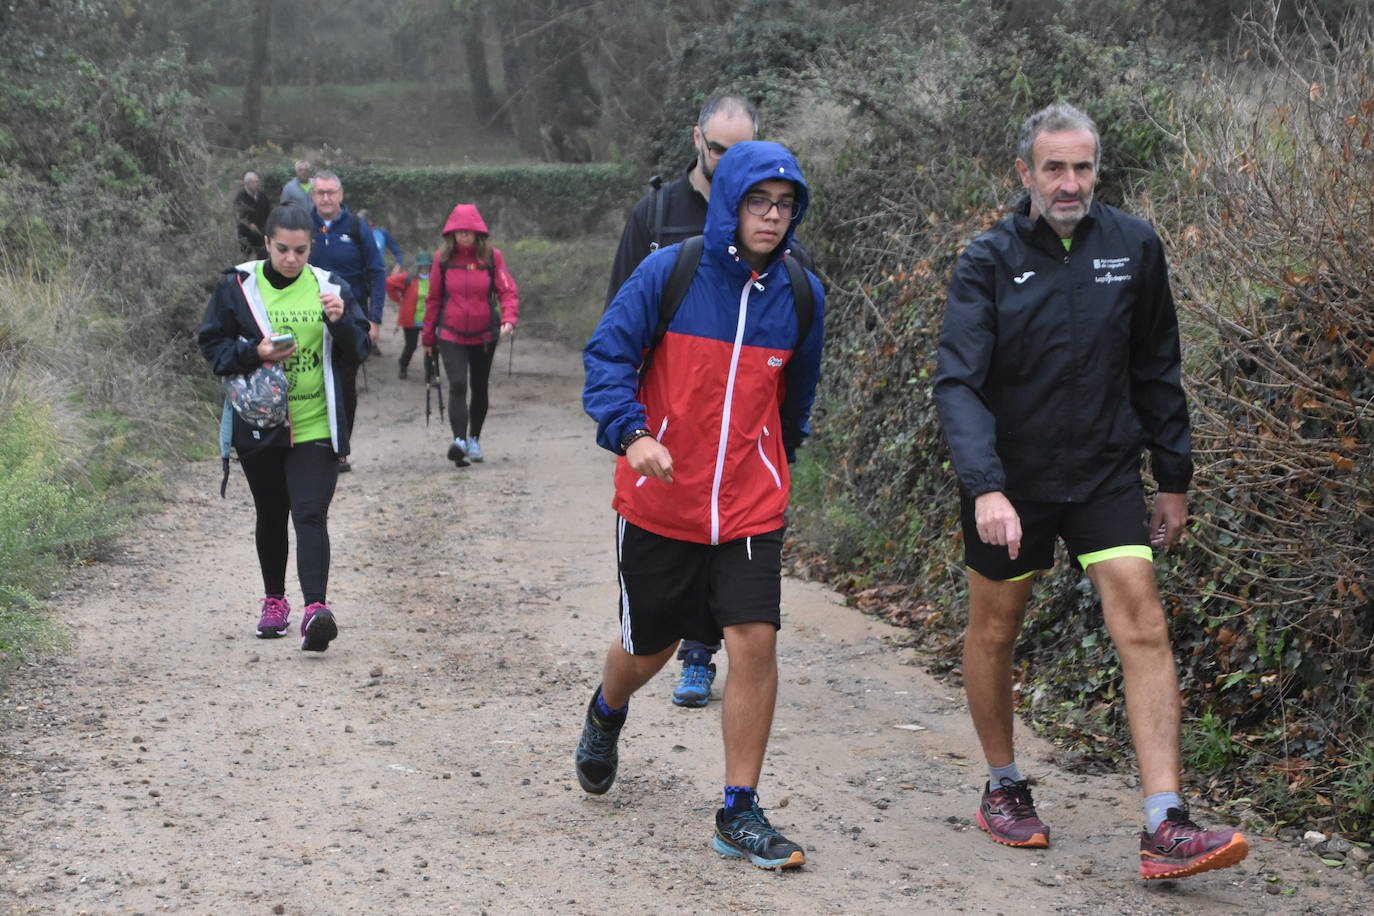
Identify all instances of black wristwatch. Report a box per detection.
[618,427,653,454]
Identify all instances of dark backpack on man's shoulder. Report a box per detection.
[639,235,814,377]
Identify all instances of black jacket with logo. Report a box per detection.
[933,197,1192,502]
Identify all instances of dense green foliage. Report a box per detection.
[0,0,217,673]
[783,3,1373,833]
[0,398,118,675]
[500,236,619,352]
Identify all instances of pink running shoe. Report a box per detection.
[976,778,1050,848]
[1139,807,1249,879]
[300,602,338,652]
[256,595,291,638]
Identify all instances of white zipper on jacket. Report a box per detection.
[710,274,755,545]
[757,425,782,489]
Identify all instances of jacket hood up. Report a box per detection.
[442,204,489,236]
[703,140,810,273]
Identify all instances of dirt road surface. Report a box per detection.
[1,333,1367,914]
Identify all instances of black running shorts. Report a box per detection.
[960,482,1153,581]
[614,516,783,656]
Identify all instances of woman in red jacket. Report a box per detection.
[421,204,519,466]
[386,251,434,381]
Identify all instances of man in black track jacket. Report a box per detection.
[933,102,1249,881]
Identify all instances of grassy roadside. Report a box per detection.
[0,262,203,682]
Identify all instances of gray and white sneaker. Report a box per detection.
[466,437,484,462]
[446,436,469,467]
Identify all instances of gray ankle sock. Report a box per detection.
[1145,791,1182,833]
[988,761,1023,787]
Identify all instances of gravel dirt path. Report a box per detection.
[1,332,1367,914]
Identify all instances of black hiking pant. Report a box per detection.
[399,327,433,379]
[238,440,339,605]
[438,339,497,440]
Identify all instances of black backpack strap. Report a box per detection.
[781,254,815,349]
[639,235,704,378]
[487,258,501,339]
[648,175,665,253]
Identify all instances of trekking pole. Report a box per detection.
[507,327,516,378]
[429,346,445,422]
[424,348,435,425]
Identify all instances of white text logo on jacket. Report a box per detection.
[1094,256,1132,285]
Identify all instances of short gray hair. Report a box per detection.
[1016,102,1100,169]
[243,171,259,182]
[312,170,342,188]
[698,94,759,135]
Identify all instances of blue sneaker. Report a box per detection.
[712,798,806,869]
[672,661,716,707]
[575,689,623,794]
[466,437,484,462]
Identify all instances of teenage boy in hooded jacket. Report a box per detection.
[577,141,825,870]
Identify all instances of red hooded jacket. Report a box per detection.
[421,204,519,347]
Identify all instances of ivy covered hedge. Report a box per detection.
[261,162,638,248]
[787,8,1374,834]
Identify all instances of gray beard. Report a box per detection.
[1031,189,1091,235]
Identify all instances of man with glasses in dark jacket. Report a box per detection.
[308,170,385,471]
[933,102,1248,881]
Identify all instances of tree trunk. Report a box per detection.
[493,0,600,161]
[461,6,501,127]
[495,3,539,153]
[239,0,272,147]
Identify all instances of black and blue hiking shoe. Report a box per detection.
[575,689,623,794]
[712,799,806,869]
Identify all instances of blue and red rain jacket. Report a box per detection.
[583,141,826,546]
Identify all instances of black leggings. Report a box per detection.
[399,328,434,378]
[438,339,496,440]
[238,440,339,605]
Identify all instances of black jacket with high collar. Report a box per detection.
[934,197,1192,502]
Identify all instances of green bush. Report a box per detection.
[0,0,216,673]
[0,395,122,675]
[249,162,638,250]
[500,235,619,353]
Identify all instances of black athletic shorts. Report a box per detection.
[960,482,1153,581]
[615,516,783,656]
